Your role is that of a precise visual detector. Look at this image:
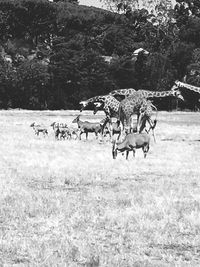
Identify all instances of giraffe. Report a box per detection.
[109,87,184,101]
[138,100,158,142]
[118,91,157,133]
[110,86,184,134]
[118,86,185,134]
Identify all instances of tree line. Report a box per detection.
[0,0,200,110]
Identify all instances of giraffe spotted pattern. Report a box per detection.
[118,92,156,132]
[109,88,184,101]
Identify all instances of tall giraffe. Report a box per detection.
[118,91,157,133]
[109,87,184,101]
[118,86,185,133]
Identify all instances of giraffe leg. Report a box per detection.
[130,115,136,133]
[137,113,143,133]
[138,116,147,133]
[118,120,124,141]
[106,117,112,141]
[127,117,132,134]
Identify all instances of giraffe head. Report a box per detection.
[79,100,88,112]
[171,84,184,101]
[93,102,103,114]
[174,80,181,87]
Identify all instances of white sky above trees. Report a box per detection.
[79,0,177,11]
[79,0,106,9]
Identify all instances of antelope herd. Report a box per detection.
[30,105,157,160]
[30,115,155,160]
[30,115,125,141]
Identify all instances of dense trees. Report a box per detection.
[0,0,200,110]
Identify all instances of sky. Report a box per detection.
[78,0,177,11]
[79,0,107,9]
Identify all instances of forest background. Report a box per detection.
[0,0,200,110]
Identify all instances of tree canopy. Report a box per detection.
[0,0,200,110]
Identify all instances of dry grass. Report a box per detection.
[1,110,200,266]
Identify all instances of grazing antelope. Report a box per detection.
[72,115,102,140]
[58,129,68,140]
[112,133,150,160]
[30,122,48,137]
[66,127,79,140]
[59,127,79,140]
[50,122,68,131]
[50,122,69,140]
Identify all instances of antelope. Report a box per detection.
[50,122,68,131]
[50,122,69,140]
[66,127,79,140]
[54,126,78,140]
[112,133,150,160]
[59,127,79,140]
[30,122,48,137]
[72,115,102,140]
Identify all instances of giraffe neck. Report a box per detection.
[110,88,136,96]
[140,90,174,98]
[86,96,105,104]
[105,96,120,110]
[175,81,200,94]
[108,95,120,105]
[110,88,174,98]
[103,95,120,117]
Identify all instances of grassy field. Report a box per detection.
[1,110,200,266]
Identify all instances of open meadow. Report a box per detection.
[1,110,200,266]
